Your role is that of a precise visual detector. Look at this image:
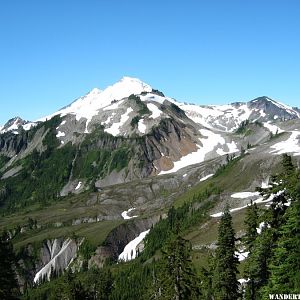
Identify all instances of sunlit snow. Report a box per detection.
[263,122,283,135]
[118,229,150,262]
[200,174,214,182]
[159,129,237,175]
[231,192,260,198]
[56,131,65,137]
[138,119,146,134]
[37,77,152,133]
[75,182,82,190]
[104,107,133,136]
[147,103,163,119]
[121,208,137,220]
[270,131,300,156]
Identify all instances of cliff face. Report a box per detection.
[33,238,80,284]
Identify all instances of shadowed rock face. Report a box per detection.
[89,216,161,268]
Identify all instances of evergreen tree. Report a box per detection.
[158,234,201,300]
[199,254,215,300]
[212,205,239,300]
[243,201,259,252]
[263,170,300,295]
[0,232,19,299]
[243,201,259,300]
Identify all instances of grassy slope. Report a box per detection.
[13,220,123,250]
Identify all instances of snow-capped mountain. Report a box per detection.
[178,96,300,132]
[1,77,300,188]
[2,77,299,136]
[0,117,32,134]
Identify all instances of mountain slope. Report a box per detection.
[1,77,300,292]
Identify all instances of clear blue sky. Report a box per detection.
[1,0,300,124]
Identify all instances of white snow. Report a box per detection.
[270,131,300,156]
[183,174,187,178]
[216,141,239,155]
[118,229,150,261]
[121,208,137,220]
[200,174,214,182]
[260,110,266,117]
[138,119,146,134]
[103,100,124,111]
[238,278,250,285]
[263,122,283,135]
[236,251,249,261]
[56,131,65,137]
[147,103,163,119]
[231,192,260,199]
[75,181,82,190]
[37,77,152,133]
[104,107,133,136]
[140,93,166,105]
[159,129,234,175]
[34,239,73,284]
[261,179,271,189]
[256,222,266,234]
[23,122,36,131]
[211,190,285,218]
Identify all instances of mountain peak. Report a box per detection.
[88,87,102,95]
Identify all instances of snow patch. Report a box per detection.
[56,131,65,138]
[236,251,249,261]
[138,119,146,134]
[121,208,137,220]
[75,182,82,190]
[118,229,150,262]
[270,131,300,156]
[104,107,133,136]
[159,129,232,175]
[200,174,214,182]
[256,222,267,234]
[231,192,260,199]
[147,103,163,119]
[263,122,283,135]
[210,191,284,218]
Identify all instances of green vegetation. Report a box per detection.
[0,154,10,169]
[212,204,239,300]
[0,143,76,212]
[73,146,131,180]
[1,139,299,300]
[235,119,253,136]
[0,232,19,299]
[128,94,150,115]
[130,115,141,127]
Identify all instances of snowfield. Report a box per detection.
[104,107,133,136]
[263,122,283,135]
[270,131,300,156]
[147,103,163,119]
[159,129,238,175]
[37,77,152,133]
[138,119,146,134]
[118,229,150,262]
